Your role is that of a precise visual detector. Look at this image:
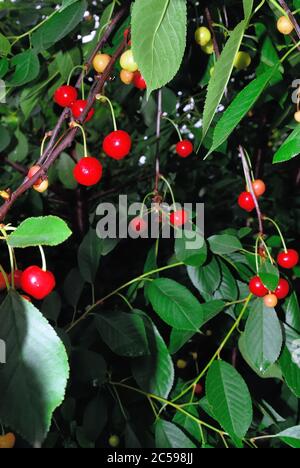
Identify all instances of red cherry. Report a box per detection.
[194,383,203,396]
[71,100,95,122]
[21,295,32,302]
[176,140,194,158]
[54,85,78,108]
[274,278,290,300]
[277,249,299,269]
[238,192,255,212]
[170,210,189,227]
[21,266,56,300]
[252,179,266,198]
[133,72,147,90]
[129,217,147,234]
[103,130,132,160]
[74,157,103,186]
[249,276,268,297]
[8,270,23,289]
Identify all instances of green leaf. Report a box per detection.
[82,395,107,442]
[279,347,300,397]
[63,268,84,308]
[0,33,11,57]
[95,310,149,357]
[208,234,242,255]
[0,58,8,78]
[71,349,107,384]
[206,360,253,440]
[148,278,203,331]
[173,404,202,443]
[187,256,221,298]
[273,125,300,163]
[259,260,279,291]
[32,1,87,52]
[8,216,72,248]
[0,291,69,446]
[284,293,300,332]
[243,0,254,21]
[57,152,77,189]
[175,231,207,266]
[201,20,246,142]
[277,426,300,448]
[9,50,40,87]
[61,0,80,10]
[132,316,174,398]
[243,299,283,374]
[77,229,102,284]
[132,0,187,97]
[239,334,283,380]
[0,126,11,152]
[42,292,62,322]
[168,300,225,354]
[8,129,28,162]
[214,260,238,301]
[207,69,277,156]
[155,420,196,449]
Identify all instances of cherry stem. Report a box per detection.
[40,133,50,158]
[67,65,86,87]
[244,148,255,183]
[0,264,10,291]
[159,175,176,208]
[97,95,118,132]
[255,236,260,274]
[72,123,88,158]
[140,192,155,217]
[258,235,275,265]
[269,0,287,16]
[162,116,182,141]
[39,246,47,271]
[263,216,288,252]
[0,226,15,288]
[239,145,264,235]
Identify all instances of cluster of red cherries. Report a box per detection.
[0,266,55,301]
[249,249,299,308]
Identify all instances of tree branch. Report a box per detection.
[278,0,300,41]
[205,7,220,58]
[0,5,129,222]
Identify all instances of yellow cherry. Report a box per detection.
[120,50,138,72]
[277,16,294,35]
[195,26,211,47]
[93,53,111,73]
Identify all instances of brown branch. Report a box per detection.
[3,159,27,175]
[238,146,264,235]
[278,0,300,41]
[0,5,130,222]
[205,7,220,58]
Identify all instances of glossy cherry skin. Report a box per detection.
[0,433,16,449]
[21,266,56,300]
[238,192,255,212]
[170,210,189,227]
[249,276,268,297]
[274,278,290,300]
[71,100,95,122]
[103,130,132,160]
[54,85,78,108]
[277,249,299,269]
[252,179,266,198]
[264,294,278,308]
[133,72,147,90]
[176,140,194,158]
[28,165,43,186]
[74,157,103,186]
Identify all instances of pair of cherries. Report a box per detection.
[249,276,290,308]
[130,209,189,234]
[238,179,266,212]
[54,85,95,122]
[73,130,132,187]
[0,267,55,300]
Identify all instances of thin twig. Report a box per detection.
[205,7,220,58]
[154,89,162,193]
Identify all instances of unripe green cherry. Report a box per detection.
[109,435,120,448]
[195,26,211,47]
[201,39,214,55]
[120,50,138,72]
[234,51,251,70]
